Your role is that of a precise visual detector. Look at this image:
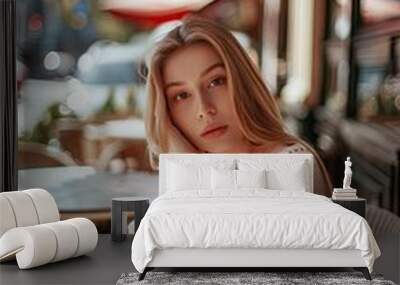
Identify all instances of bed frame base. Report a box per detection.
[137,248,371,280]
[138,267,371,281]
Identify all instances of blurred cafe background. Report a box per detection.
[11,0,400,280]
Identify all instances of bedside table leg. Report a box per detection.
[354,267,371,280]
[111,201,123,241]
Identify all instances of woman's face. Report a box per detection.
[162,42,250,153]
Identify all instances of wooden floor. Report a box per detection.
[0,235,133,285]
[0,234,398,284]
[373,233,400,284]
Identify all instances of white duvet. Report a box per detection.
[131,189,380,273]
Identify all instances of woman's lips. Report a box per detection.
[201,125,228,139]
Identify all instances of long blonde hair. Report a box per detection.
[144,15,332,193]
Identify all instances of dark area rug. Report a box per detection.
[116,271,396,285]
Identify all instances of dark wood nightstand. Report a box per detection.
[112,197,150,242]
[332,198,366,218]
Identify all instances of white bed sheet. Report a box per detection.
[131,189,380,273]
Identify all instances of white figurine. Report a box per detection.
[342,157,353,189]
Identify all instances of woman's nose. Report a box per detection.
[196,94,216,120]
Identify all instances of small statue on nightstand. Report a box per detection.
[333,157,357,199]
[343,157,353,189]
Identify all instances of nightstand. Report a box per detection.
[332,198,366,218]
[111,197,150,242]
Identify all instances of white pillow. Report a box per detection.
[167,162,210,191]
[267,163,307,191]
[211,169,268,190]
[211,168,236,190]
[236,169,267,189]
[238,159,309,192]
[166,159,236,192]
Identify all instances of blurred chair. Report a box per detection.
[18,142,77,169]
[367,205,400,284]
[96,139,152,172]
[53,118,84,164]
[367,205,400,235]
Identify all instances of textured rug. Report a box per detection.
[116,271,396,285]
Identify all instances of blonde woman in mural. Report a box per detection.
[144,15,332,197]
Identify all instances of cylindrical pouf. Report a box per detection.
[0,196,17,237]
[64,218,98,257]
[0,189,59,238]
[0,218,98,269]
[0,226,57,269]
[0,191,39,228]
[23,188,59,224]
[42,221,79,262]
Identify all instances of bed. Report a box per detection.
[131,154,381,280]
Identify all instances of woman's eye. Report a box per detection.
[174,92,189,102]
[208,76,226,88]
